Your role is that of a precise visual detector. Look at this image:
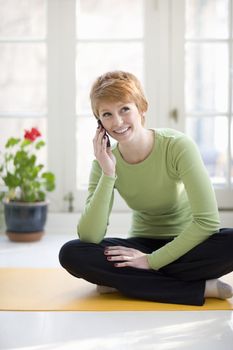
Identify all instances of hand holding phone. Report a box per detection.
[97,120,111,147]
[94,119,115,177]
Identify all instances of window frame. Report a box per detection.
[47,0,76,211]
[170,0,233,209]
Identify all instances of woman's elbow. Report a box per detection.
[79,235,102,244]
[195,216,220,233]
[77,228,103,244]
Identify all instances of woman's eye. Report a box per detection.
[122,107,130,113]
[102,112,111,118]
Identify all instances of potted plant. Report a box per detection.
[0,127,55,242]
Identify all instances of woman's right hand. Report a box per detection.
[93,127,116,177]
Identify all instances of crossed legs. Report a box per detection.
[59,229,233,306]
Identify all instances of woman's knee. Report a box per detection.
[58,239,101,270]
[59,239,86,269]
[59,240,73,269]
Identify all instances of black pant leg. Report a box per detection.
[161,228,233,281]
[59,237,156,281]
[59,237,205,306]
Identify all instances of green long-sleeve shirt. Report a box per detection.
[77,128,220,270]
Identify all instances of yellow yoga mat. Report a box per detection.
[0,268,232,311]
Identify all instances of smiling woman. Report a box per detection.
[90,71,148,154]
[97,100,153,166]
[59,70,233,307]
[98,102,142,141]
[90,71,153,164]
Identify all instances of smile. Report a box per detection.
[113,127,130,134]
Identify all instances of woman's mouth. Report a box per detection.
[113,127,130,135]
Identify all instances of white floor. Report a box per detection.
[0,232,233,350]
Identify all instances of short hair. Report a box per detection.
[90,71,148,119]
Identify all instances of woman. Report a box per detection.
[59,71,233,306]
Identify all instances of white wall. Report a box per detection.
[43,211,233,236]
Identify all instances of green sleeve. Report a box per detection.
[147,135,220,270]
[77,160,116,243]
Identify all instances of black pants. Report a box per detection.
[59,228,233,306]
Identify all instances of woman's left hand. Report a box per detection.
[104,246,150,270]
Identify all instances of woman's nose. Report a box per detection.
[113,114,123,127]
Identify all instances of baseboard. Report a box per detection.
[45,211,233,236]
[1,211,232,236]
[45,212,132,236]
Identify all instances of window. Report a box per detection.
[5,1,221,211]
[185,0,230,187]
[0,0,47,165]
[171,0,233,208]
[76,0,144,189]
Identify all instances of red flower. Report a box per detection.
[24,128,41,142]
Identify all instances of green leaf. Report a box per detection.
[3,172,20,188]
[37,191,46,201]
[42,172,56,191]
[28,154,36,167]
[32,166,41,178]
[42,172,55,181]
[21,139,32,147]
[33,181,41,189]
[5,138,20,148]
[14,150,28,166]
[35,140,45,150]
[24,192,37,202]
[38,164,44,171]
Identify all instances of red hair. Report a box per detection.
[90,71,148,119]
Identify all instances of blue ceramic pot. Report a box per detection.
[3,201,48,242]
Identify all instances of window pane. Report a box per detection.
[186,117,228,186]
[0,44,46,113]
[0,118,47,171]
[0,0,46,38]
[186,0,228,39]
[76,42,143,114]
[185,43,228,113]
[76,0,143,39]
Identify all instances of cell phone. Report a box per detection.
[97,119,111,147]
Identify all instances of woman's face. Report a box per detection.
[98,100,144,143]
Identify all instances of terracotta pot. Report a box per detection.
[3,200,48,242]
